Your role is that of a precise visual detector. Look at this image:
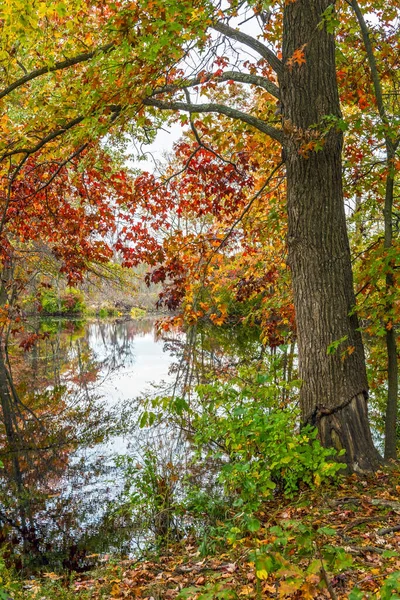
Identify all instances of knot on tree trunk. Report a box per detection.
[304,389,369,428]
[304,392,381,473]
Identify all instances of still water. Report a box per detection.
[0,317,179,571]
[0,316,263,571]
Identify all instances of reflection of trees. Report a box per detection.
[161,323,265,399]
[162,323,297,403]
[0,318,151,572]
[87,317,154,372]
[133,322,297,443]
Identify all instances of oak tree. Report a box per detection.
[2,0,399,469]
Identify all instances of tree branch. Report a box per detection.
[143,98,283,144]
[153,70,279,99]
[0,43,114,101]
[212,21,283,76]
[349,0,399,152]
[0,116,85,161]
[23,143,88,200]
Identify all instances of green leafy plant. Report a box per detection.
[189,375,343,514]
[251,521,353,597]
[116,449,183,548]
[40,287,86,315]
[40,288,60,314]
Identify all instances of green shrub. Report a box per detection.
[190,379,343,513]
[40,288,60,314]
[138,366,343,546]
[39,287,86,315]
[97,303,120,318]
[116,449,183,548]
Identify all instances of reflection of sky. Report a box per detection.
[87,322,175,456]
[94,331,173,404]
[69,320,177,510]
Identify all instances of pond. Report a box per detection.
[0,317,267,573]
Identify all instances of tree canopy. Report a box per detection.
[0,0,399,465]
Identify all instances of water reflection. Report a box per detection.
[0,317,271,572]
[0,317,173,572]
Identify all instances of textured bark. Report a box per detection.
[383,163,399,460]
[278,0,380,471]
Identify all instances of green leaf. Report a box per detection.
[247,517,261,532]
[178,587,202,599]
[348,589,364,600]
[317,526,336,536]
[139,411,148,428]
[327,335,348,355]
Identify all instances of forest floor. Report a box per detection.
[8,466,400,600]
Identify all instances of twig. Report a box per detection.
[315,541,338,600]
[343,516,384,531]
[346,545,385,555]
[377,524,400,535]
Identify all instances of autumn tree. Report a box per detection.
[3,0,399,468]
[131,0,383,470]
[341,1,399,459]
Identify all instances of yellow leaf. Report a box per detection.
[256,569,268,580]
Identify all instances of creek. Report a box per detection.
[0,317,178,571]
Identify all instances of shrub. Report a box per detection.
[61,287,85,313]
[116,449,184,548]
[97,303,120,317]
[40,288,60,314]
[39,287,86,315]
[130,306,146,318]
[190,379,343,513]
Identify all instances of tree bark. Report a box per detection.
[279,0,380,471]
[383,159,398,460]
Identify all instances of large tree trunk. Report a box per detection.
[279,0,380,471]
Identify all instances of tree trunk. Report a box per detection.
[383,157,398,460]
[279,0,380,471]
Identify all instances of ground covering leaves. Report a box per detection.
[10,468,400,599]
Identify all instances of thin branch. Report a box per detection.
[212,21,283,76]
[184,88,247,176]
[349,0,399,152]
[0,43,114,101]
[22,144,88,200]
[212,161,284,255]
[194,161,285,287]
[152,70,280,99]
[0,116,85,161]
